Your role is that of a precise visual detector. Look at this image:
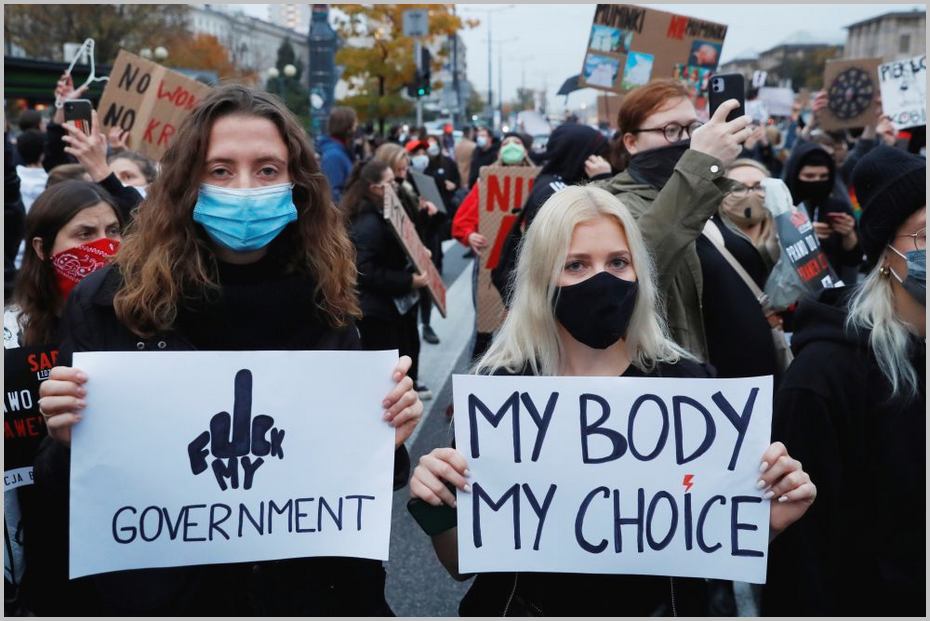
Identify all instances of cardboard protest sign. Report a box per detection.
[878,54,926,130]
[476,166,538,333]
[383,186,447,317]
[579,5,727,95]
[5,345,59,491]
[97,50,212,160]
[69,350,397,579]
[821,57,881,131]
[453,374,773,583]
[409,169,447,214]
[758,87,796,117]
[775,205,840,293]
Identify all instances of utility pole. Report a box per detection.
[415,38,423,128]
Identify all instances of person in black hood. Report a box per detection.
[782,141,861,281]
[467,127,500,188]
[763,145,925,616]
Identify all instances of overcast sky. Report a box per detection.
[236,3,923,113]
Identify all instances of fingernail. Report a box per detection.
[76,387,87,397]
[762,490,775,500]
[77,400,86,408]
[756,479,767,489]
[778,495,789,503]
[382,399,390,407]
[76,372,87,382]
[382,411,390,420]
[463,484,471,493]
[463,469,471,477]
[450,499,457,508]
[759,461,770,473]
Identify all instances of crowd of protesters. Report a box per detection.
[3,63,925,617]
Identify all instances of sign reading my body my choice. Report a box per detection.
[69,351,397,579]
[453,374,773,583]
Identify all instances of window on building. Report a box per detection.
[900,34,911,54]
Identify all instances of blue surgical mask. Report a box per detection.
[411,154,429,171]
[193,182,298,252]
[888,246,926,306]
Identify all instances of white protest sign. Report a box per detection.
[69,350,397,579]
[453,374,773,583]
[879,54,926,130]
[758,87,796,117]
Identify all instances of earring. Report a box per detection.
[879,265,891,278]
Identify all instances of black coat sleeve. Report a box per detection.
[42,122,76,172]
[763,385,845,615]
[5,134,25,301]
[97,172,143,223]
[350,212,413,296]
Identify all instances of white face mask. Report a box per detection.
[476,136,489,148]
[427,144,440,157]
[411,154,429,171]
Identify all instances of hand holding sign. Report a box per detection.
[384,355,423,448]
[37,366,89,446]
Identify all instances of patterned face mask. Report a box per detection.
[51,237,120,300]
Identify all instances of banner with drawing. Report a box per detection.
[68,351,398,579]
[579,5,727,96]
[453,374,773,583]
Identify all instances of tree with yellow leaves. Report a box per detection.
[332,4,477,134]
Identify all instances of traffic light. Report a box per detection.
[406,48,432,98]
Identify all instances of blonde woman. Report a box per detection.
[764,146,925,616]
[410,186,816,616]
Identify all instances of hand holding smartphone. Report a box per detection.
[63,99,93,136]
[708,73,746,122]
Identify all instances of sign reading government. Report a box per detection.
[69,351,397,579]
[97,50,213,160]
[453,374,773,583]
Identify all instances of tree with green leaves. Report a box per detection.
[332,4,476,134]
[4,4,190,64]
[265,38,310,124]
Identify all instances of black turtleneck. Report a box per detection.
[175,251,350,351]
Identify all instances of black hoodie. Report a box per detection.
[762,286,925,616]
[782,142,862,276]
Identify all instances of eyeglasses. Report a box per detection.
[631,120,703,143]
[729,182,766,198]
[896,227,927,252]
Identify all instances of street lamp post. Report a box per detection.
[460,4,514,129]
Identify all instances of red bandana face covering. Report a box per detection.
[51,237,120,300]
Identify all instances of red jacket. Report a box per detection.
[451,184,480,247]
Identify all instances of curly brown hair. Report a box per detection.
[113,84,360,337]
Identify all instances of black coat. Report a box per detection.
[763,286,925,616]
[468,141,501,189]
[350,198,416,322]
[29,263,410,616]
[458,358,718,617]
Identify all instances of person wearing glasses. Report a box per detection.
[763,145,925,616]
[694,158,786,383]
[594,78,753,365]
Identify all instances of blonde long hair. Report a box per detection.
[475,185,688,376]
[846,258,922,400]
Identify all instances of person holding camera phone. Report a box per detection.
[409,186,816,616]
[782,141,861,282]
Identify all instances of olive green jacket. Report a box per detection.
[594,149,737,361]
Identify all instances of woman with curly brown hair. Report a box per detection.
[32,85,422,616]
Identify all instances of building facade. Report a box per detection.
[187,4,310,87]
[844,10,926,62]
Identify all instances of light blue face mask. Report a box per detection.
[193,182,298,252]
[888,246,926,306]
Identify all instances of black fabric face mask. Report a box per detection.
[553,271,639,349]
[794,179,832,206]
[626,139,690,189]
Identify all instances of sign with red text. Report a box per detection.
[383,186,447,317]
[453,374,773,583]
[580,5,727,95]
[775,204,840,293]
[97,50,212,160]
[69,350,397,578]
[4,344,58,491]
[477,166,537,333]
